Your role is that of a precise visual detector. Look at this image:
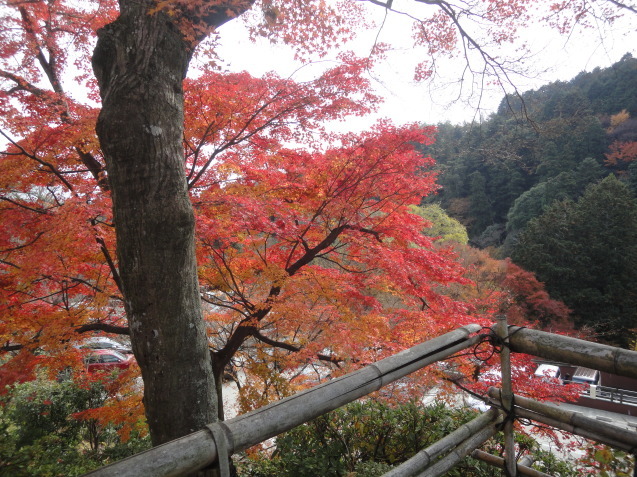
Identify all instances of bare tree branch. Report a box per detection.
[76,148,109,191]
[95,235,123,296]
[0,197,49,215]
[74,322,129,335]
[250,328,343,365]
[605,0,637,14]
[0,129,75,191]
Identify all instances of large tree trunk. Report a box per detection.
[92,1,216,445]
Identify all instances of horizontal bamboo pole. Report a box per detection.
[507,326,637,379]
[383,408,502,477]
[487,388,637,451]
[85,324,481,477]
[416,420,500,477]
[470,450,552,477]
[513,406,634,453]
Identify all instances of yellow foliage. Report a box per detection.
[609,109,630,131]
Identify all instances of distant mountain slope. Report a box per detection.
[418,53,637,247]
[418,54,637,343]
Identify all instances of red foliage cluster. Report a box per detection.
[0,0,597,434]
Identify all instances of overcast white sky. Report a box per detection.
[214,2,637,128]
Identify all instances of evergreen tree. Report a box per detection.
[629,161,637,194]
[467,171,493,235]
[424,55,637,243]
[512,176,637,344]
[507,158,607,235]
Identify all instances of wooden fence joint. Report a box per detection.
[205,422,232,477]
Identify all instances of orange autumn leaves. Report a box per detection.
[1,27,475,426]
[0,0,587,430]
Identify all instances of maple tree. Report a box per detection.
[196,122,475,416]
[1,0,633,448]
[0,0,120,389]
[443,244,573,331]
[605,140,637,167]
[605,110,637,167]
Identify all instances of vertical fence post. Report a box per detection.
[497,314,517,477]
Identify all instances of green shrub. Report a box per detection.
[238,400,578,477]
[0,375,150,476]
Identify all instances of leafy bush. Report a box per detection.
[579,446,635,477]
[3,377,104,449]
[238,399,578,477]
[0,375,150,476]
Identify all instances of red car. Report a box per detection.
[84,349,134,373]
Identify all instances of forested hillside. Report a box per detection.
[420,53,637,344]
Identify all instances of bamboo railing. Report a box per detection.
[507,326,637,379]
[84,322,637,477]
[487,387,637,453]
[86,324,482,477]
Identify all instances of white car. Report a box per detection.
[534,364,561,383]
[78,337,133,354]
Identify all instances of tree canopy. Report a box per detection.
[512,175,637,344]
[1,0,630,447]
[420,55,637,244]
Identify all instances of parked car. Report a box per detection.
[78,337,133,355]
[84,349,134,373]
[534,364,561,383]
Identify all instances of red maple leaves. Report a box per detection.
[0,0,590,433]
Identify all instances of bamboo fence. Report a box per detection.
[83,321,637,477]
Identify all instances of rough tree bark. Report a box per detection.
[92,2,217,445]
